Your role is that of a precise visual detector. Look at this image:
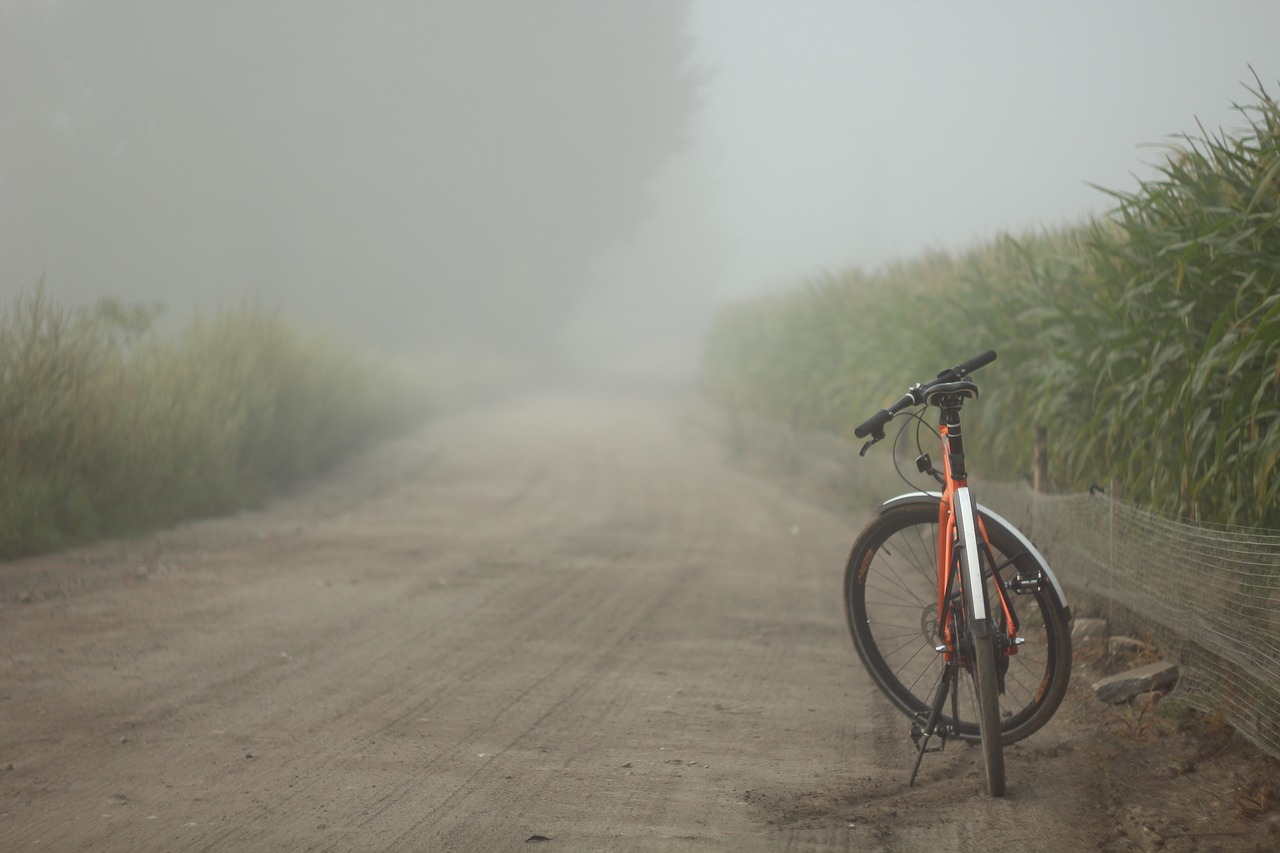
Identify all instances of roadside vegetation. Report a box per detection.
[0,286,434,559]
[702,78,1280,527]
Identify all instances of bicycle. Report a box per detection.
[845,351,1072,797]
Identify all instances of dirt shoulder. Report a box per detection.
[1,393,1276,851]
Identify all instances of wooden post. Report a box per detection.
[1033,425,1048,493]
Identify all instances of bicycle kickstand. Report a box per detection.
[908,662,955,787]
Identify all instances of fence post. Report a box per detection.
[1033,425,1048,493]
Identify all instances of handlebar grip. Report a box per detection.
[949,350,997,378]
[854,409,893,439]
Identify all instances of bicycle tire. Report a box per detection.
[844,502,1072,745]
[957,488,1006,796]
[970,629,1006,796]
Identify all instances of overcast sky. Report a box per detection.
[681,0,1280,297]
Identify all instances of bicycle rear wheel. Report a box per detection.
[844,502,1071,745]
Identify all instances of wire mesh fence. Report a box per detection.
[980,480,1280,760]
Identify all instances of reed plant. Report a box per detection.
[0,286,431,558]
[702,78,1280,527]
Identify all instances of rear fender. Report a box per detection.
[877,491,1071,617]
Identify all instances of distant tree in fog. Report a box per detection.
[0,1,701,358]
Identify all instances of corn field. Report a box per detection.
[702,78,1280,528]
[0,287,432,559]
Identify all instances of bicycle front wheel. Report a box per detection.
[844,502,1072,745]
[970,628,1006,796]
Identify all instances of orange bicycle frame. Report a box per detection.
[934,421,1019,662]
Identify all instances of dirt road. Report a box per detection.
[1,393,1271,851]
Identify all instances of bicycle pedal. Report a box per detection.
[1010,573,1044,593]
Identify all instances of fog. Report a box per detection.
[3,0,1280,384]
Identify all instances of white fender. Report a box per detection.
[877,491,1071,616]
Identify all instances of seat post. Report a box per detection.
[937,398,968,483]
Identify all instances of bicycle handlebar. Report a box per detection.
[853,350,996,439]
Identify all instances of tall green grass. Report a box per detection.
[702,78,1280,527]
[0,286,432,558]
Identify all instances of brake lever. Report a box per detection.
[859,434,883,457]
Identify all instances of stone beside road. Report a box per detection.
[1091,661,1180,705]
